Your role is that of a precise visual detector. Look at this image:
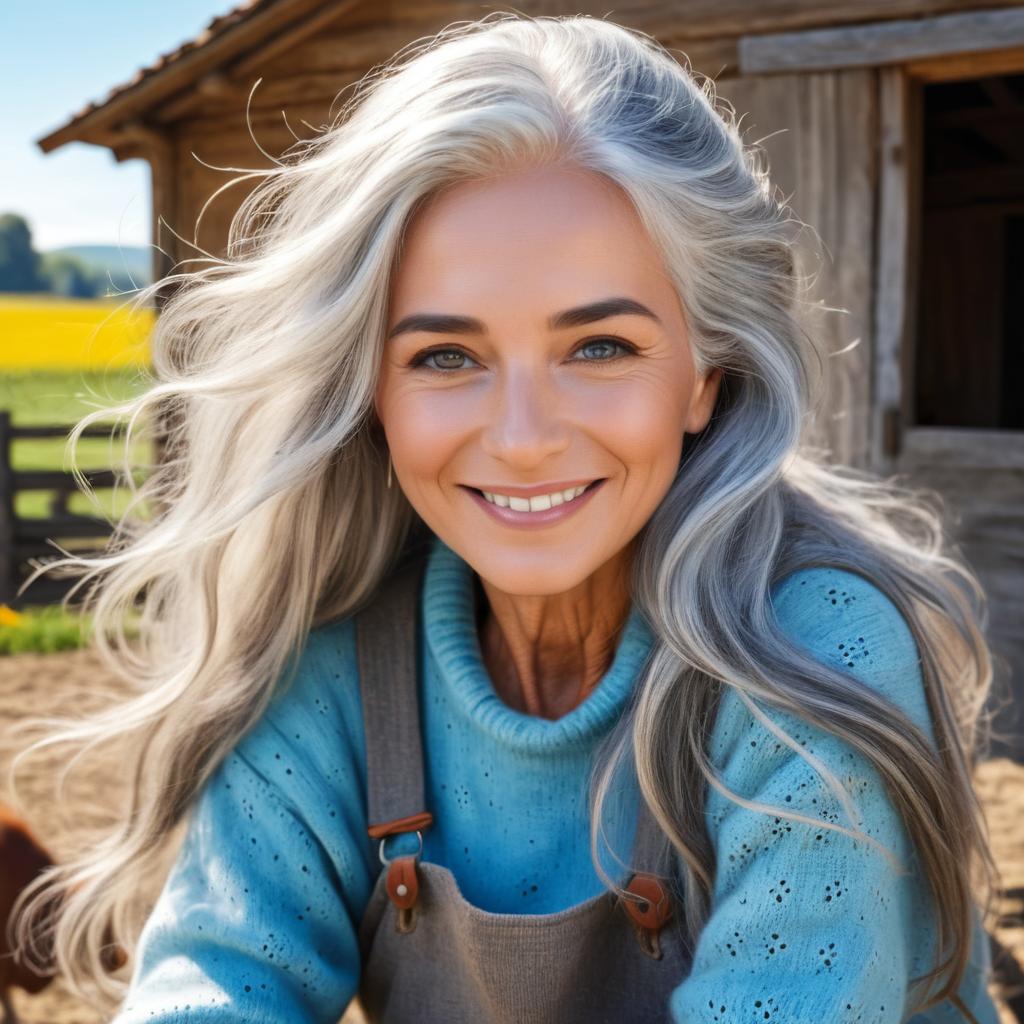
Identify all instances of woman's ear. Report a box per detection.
[685,366,723,435]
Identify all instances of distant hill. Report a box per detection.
[47,244,152,288]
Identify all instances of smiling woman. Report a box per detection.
[3,11,1005,1024]
[373,166,722,717]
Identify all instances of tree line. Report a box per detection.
[0,212,141,297]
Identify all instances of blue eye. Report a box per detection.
[574,337,632,362]
[408,337,635,374]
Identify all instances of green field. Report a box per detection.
[2,368,155,521]
[1,369,153,649]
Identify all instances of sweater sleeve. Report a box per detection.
[112,618,377,1023]
[668,567,957,1024]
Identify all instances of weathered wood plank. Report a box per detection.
[902,428,1024,470]
[246,15,742,81]
[871,67,915,472]
[740,7,1024,74]
[231,0,365,77]
[662,37,741,80]
[368,0,1024,45]
[716,69,878,467]
[907,42,1024,81]
[169,82,364,128]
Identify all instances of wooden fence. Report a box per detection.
[0,410,126,608]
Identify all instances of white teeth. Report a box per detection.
[481,484,590,512]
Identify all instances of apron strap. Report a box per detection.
[623,791,677,958]
[355,555,432,840]
[630,793,671,872]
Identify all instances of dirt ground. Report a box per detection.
[0,646,1021,1024]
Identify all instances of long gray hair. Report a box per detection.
[6,12,998,1019]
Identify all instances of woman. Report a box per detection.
[6,12,1003,1023]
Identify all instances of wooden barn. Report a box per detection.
[37,0,1024,758]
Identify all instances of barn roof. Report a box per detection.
[36,0,352,154]
[40,0,1024,156]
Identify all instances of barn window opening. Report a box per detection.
[914,72,1024,430]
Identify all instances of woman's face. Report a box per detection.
[375,164,721,596]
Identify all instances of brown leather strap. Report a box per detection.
[355,555,432,841]
[386,856,421,909]
[367,811,434,840]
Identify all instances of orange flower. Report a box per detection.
[0,605,24,627]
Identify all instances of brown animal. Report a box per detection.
[0,802,126,1024]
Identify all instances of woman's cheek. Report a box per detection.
[385,385,474,471]
[584,373,688,465]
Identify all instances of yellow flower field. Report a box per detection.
[0,295,153,369]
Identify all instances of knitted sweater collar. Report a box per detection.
[421,533,657,753]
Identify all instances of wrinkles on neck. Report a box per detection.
[472,549,635,720]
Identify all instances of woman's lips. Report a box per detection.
[461,478,606,530]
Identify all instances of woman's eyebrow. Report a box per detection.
[386,296,662,340]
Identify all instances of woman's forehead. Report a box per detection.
[389,166,678,323]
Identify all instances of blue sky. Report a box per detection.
[2,1,236,251]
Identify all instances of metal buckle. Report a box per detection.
[378,829,424,867]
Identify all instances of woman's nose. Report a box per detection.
[477,364,571,465]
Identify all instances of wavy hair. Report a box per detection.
[5,12,1001,1020]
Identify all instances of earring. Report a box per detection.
[387,451,393,489]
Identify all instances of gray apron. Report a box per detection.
[351,556,694,1023]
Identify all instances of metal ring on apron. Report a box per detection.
[378,830,424,933]
[378,829,424,867]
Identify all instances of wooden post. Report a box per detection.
[870,66,920,475]
[0,412,17,607]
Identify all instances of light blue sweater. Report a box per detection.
[113,533,999,1023]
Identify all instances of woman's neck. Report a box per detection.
[473,546,635,720]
